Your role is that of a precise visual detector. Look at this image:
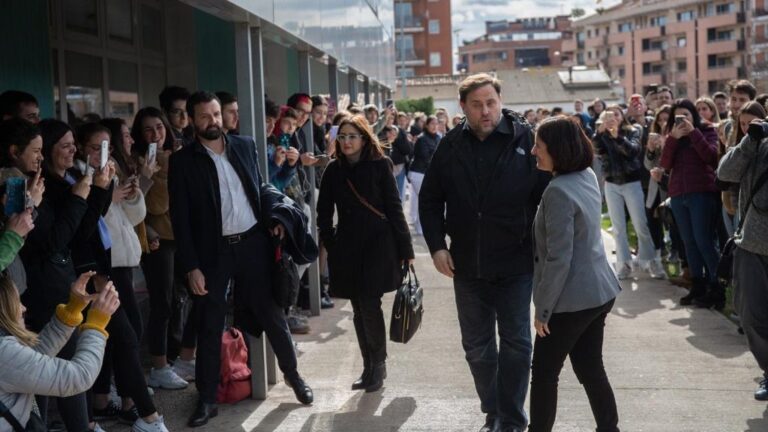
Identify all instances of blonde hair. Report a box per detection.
[695,97,721,124]
[0,277,38,346]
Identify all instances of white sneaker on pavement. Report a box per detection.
[648,259,667,279]
[616,263,633,280]
[172,358,196,382]
[132,416,169,432]
[92,423,107,432]
[148,365,188,390]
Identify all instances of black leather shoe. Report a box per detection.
[286,375,314,405]
[187,401,218,428]
[365,362,387,393]
[756,377,768,401]
[479,414,497,432]
[351,369,372,390]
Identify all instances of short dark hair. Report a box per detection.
[0,118,40,168]
[265,98,280,119]
[756,94,768,110]
[75,122,111,148]
[728,79,757,100]
[287,93,311,109]
[0,91,38,118]
[311,95,327,109]
[551,107,563,115]
[158,86,191,113]
[215,91,237,107]
[186,91,220,118]
[535,116,594,174]
[657,86,673,96]
[280,107,301,122]
[712,91,728,101]
[459,73,501,103]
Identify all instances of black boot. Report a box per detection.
[693,280,726,310]
[365,362,387,393]
[679,277,706,306]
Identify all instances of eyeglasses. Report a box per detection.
[336,134,362,142]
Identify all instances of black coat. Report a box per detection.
[168,134,284,278]
[419,109,551,280]
[317,158,414,299]
[410,132,439,173]
[389,129,414,166]
[20,170,110,331]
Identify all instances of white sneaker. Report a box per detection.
[172,358,196,382]
[148,365,188,390]
[648,259,667,279]
[132,416,169,432]
[616,263,633,280]
[92,423,107,432]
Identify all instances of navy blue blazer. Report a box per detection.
[168,134,284,276]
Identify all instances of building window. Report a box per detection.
[677,36,687,47]
[595,28,600,36]
[396,35,415,61]
[618,22,632,33]
[65,0,98,36]
[515,48,550,66]
[396,67,415,78]
[677,60,687,72]
[617,45,625,55]
[618,67,626,78]
[716,3,734,14]
[430,52,441,67]
[650,15,667,27]
[677,11,695,22]
[642,39,666,51]
[587,29,592,38]
[708,54,733,68]
[642,62,664,75]
[577,52,584,64]
[588,51,593,59]
[429,19,440,34]
[708,28,733,41]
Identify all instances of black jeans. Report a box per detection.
[453,274,533,429]
[351,296,387,368]
[112,267,142,340]
[194,228,298,403]
[91,301,157,417]
[529,299,619,432]
[645,194,664,252]
[36,332,90,432]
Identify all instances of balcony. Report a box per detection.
[395,15,425,32]
[706,39,740,55]
[756,9,768,21]
[705,65,740,81]
[640,49,663,62]
[396,49,426,67]
[666,46,689,59]
[699,12,740,28]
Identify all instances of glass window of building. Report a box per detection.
[429,19,440,34]
[107,0,133,44]
[618,22,632,33]
[677,11,695,22]
[141,4,164,52]
[430,52,441,67]
[65,0,98,36]
[108,59,138,123]
[65,51,103,118]
[677,36,687,47]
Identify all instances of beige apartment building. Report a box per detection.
[562,0,748,98]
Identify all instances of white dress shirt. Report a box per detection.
[204,144,258,236]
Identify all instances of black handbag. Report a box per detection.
[0,399,46,432]
[390,265,424,344]
[717,165,768,281]
[271,239,300,309]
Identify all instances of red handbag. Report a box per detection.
[216,327,252,404]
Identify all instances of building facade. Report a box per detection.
[562,0,747,98]
[458,16,572,73]
[749,0,768,91]
[394,0,452,77]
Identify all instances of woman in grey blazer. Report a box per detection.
[528,117,622,432]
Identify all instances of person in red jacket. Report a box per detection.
[660,99,722,309]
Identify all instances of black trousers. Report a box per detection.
[36,333,90,432]
[91,295,157,417]
[194,228,298,403]
[529,299,619,432]
[350,296,387,368]
[645,194,664,252]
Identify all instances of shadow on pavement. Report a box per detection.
[668,309,748,359]
[610,279,667,319]
[247,402,308,432]
[299,392,417,432]
[745,406,768,431]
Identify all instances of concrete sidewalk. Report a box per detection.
[111,233,765,432]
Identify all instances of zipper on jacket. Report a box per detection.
[477,211,482,277]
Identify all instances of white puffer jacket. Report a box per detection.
[104,191,146,268]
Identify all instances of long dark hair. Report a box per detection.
[38,119,72,177]
[130,107,175,156]
[100,117,136,179]
[665,99,703,135]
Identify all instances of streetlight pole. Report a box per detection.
[398,0,407,99]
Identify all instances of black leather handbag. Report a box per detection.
[390,265,424,344]
[0,399,47,432]
[272,240,300,309]
[717,165,768,281]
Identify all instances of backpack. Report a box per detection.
[216,327,252,404]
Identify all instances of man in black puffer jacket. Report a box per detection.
[419,74,550,432]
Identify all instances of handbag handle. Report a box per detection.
[0,399,25,432]
[346,179,388,221]
[402,263,419,288]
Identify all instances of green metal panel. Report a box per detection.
[0,0,55,118]
[194,10,237,94]
[284,49,299,97]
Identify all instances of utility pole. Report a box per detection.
[398,0,407,99]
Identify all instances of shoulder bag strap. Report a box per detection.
[0,399,26,432]
[345,179,388,221]
[737,163,768,234]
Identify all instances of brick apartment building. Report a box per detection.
[395,0,452,77]
[458,16,573,73]
[749,0,768,90]
[562,0,750,98]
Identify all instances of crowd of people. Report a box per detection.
[0,69,766,432]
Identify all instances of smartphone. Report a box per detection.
[329,125,339,143]
[82,155,95,176]
[314,154,330,162]
[630,95,641,105]
[648,132,660,141]
[100,140,109,170]
[4,177,26,215]
[675,115,686,125]
[385,99,394,109]
[279,133,291,149]
[604,111,615,121]
[147,142,158,165]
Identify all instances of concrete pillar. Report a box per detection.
[328,60,339,114]
[297,50,322,317]
[349,70,359,106]
[363,77,371,104]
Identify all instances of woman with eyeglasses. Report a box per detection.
[317,115,414,393]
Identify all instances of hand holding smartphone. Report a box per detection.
[147,143,158,166]
[4,177,27,215]
[100,140,109,170]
